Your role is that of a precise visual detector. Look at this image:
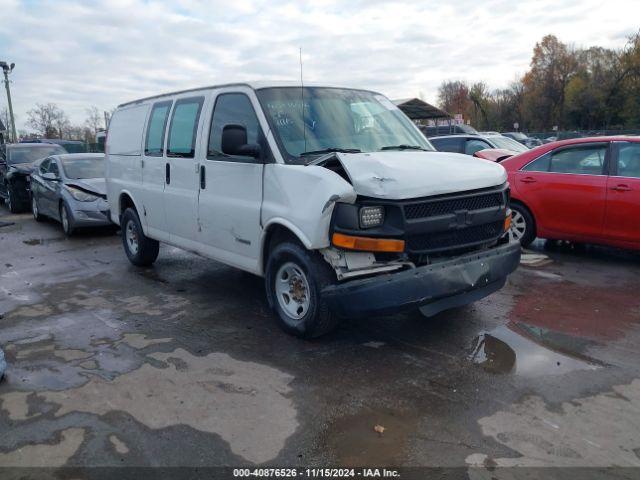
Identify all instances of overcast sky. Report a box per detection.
[0,0,638,131]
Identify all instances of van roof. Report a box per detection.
[117,81,380,108]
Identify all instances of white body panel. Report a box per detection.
[106,104,148,225]
[106,82,506,277]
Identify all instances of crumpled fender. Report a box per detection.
[261,163,356,250]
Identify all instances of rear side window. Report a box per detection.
[465,139,491,155]
[616,143,640,178]
[167,97,204,158]
[549,145,607,175]
[431,137,463,153]
[208,93,261,161]
[49,160,60,177]
[39,158,51,174]
[145,101,172,156]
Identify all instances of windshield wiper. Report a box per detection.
[380,144,429,151]
[299,147,361,156]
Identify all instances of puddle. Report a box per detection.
[470,322,602,377]
[22,237,66,246]
[323,410,415,466]
[510,282,639,341]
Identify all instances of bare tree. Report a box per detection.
[85,106,103,139]
[27,103,69,138]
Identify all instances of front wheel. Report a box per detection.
[7,185,22,213]
[121,208,159,266]
[509,204,535,247]
[265,241,339,339]
[60,202,74,236]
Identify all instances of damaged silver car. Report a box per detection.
[30,153,111,235]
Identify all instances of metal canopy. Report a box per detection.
[393,98,451,121]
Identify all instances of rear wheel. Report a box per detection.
[121,208,159,266]
[32,196,44,222]
[265,240,339,338]
[509,203,535,247]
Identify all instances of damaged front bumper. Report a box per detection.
[322,241,521,318]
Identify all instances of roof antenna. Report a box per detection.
[299,47,307,154]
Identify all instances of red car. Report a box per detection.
[500,136,640,250]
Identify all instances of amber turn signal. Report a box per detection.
[332,233,405,252]
[504,214,512,231]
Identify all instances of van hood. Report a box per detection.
[66,178,106,196]
[326,151,507,200]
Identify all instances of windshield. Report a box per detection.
[257,87,434,163]
[488,136,529,153]
[61,156,105,179]
[8,145,66,165]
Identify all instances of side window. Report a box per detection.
[167,97,204,158]
[430,137,462,153]
[465,139,491,155]
[50,160,60,177]
[208,93,262,161]
[145,101,172,156]
[522,152,551,172]
[39,158,51,174]
[616,143,640,178]
[549,145,607,175]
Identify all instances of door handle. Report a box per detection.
[165,163,170,185]
[519,177,537,184]
[611,184,631,192]
[200,165,206,190]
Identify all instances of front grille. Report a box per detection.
[404,192,503,220]
[407,221,504,253]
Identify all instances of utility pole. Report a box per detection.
[0,61,17,143]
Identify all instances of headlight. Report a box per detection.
[359,206,384,228]
[65,186,99,202]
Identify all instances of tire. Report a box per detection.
[32,195,44,222]
[265,240,339,339]
[60,202,75,236]
[7,184,22,213]
[509,203,536,248]
[121,208,159,266]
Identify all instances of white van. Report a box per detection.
[106,82,520,338]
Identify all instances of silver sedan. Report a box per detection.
[30,153,112,235]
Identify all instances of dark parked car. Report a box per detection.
[419,124,478,137]
[20,138,88,153]
[30,153,111,235]
[0,143,66,212]
[502,132,542,148]
[429,134,529,156]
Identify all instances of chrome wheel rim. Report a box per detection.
[275,262,311,320]
[509,210,527,242]
[125,220,139,255]
[32,197,38,218]
[61,207,69,232]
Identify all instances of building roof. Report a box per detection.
[392,98,451,120]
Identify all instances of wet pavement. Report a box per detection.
[1,208,640,475]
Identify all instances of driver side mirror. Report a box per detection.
[42,172,59,181]
[221,124,261,159]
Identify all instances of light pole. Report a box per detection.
[0,61,17,143]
